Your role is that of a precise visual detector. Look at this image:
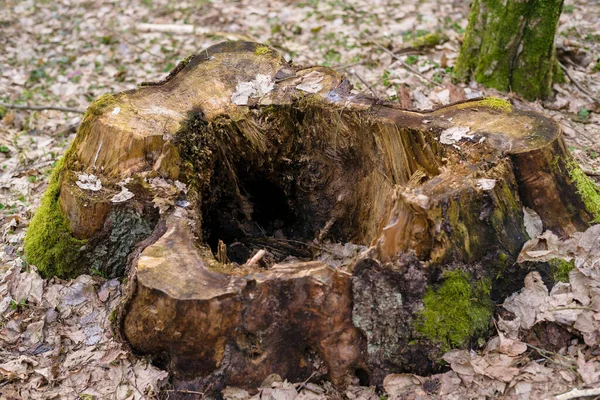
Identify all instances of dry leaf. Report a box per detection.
[523,207,543,239]
[439,126,473,145]
[296,71,324,93]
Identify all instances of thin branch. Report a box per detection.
[559,62,600,104]
[118,35,164,60]
[333,59,369,71]
[525,343,575,364]
[549,306,594,312]
[163,389,204,395]
[555,387,600,400]
[372,41,443,88]
[296,371,317,392]
[351,70,379,97]
[0,102,85,114]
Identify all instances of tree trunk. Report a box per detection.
[455,0,564,100]
[23,42,599,392]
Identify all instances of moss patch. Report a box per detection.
[417,270,492,351]
[24,155,87,278]
[254,45,270,55]
[476,97,512,112]
[447,97,512,114]
[566,160,600,222]
[409,31,448,48]
[549,258,575,283]
[86,93,117,117]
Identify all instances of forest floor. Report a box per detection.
[1,0,599,399]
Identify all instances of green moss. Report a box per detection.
[449,97,512,114]
[476,97,512,112]
[417,270,492,351]
[409,32,448,48]
[0,105,7,119]
[549,258,575,283]
[24,155,87,278]
[566,160,600,222]
[254,45,270,55]
[456,0,562,100]
[86,93,117,117]
[553,59,565,83]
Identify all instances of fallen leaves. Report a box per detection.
[0,0,599,399]
[231,74,275,105]
[439,126,473,145]
[295,71,324,94]
[0,262,168,399]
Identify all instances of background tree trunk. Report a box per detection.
[455,0,564,100]
[23,42,600,393]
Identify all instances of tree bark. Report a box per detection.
[455,0,564,100]
[23,41,599,392]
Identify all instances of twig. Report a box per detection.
[118,35,164,60]
[246,249,266,266]
[333,59,369,71]
[372,41,443,88]
[351,71,379,97]
[555,387,600,400]
[134,23,256,42]
[549,306,594,312]
[136,23,203,34]
[0,102,85,114]
[526,343,574,364]
[163,389,205,395]
[559,62,600,104]
[296,371,317,392]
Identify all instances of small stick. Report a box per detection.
[372,42,442,88]
[559,62,600,104]
[247,249,266,266]
[333,59,369,71]
[296,371,317,392]
[555,387,600,400]
[0,102,85,114]
[351,71,379,98]
[163,389,205,395]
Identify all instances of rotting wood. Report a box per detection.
[23,41,600,393]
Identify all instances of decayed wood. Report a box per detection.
[23,41,599,391]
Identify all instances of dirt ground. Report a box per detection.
[1,0,599,399]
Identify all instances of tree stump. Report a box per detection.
[24,42,600,391]
[455,0,564,100]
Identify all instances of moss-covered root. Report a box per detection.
[24,156,86,278]
[455,0,564,100]
[417,270,492,351]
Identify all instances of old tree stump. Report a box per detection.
[24,42,600,391]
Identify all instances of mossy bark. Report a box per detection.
[456,0,564,100]
[23,155,87,278]
[23,41,598,392]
